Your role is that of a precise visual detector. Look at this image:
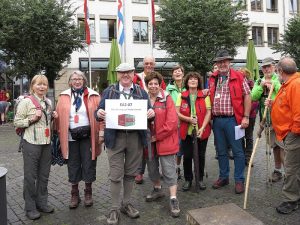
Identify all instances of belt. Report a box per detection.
[214,115,234,118]
[117,130,137,133]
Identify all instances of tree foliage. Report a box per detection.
[0,0,83,86]
[157,0,248,74]
[273,15,300,67]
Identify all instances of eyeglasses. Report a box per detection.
[71,78,84,82]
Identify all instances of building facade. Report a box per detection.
[55,0,300,95]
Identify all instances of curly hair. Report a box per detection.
[184,72,203,90]
[144,71,163,86]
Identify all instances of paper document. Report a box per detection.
[235,125,245,140]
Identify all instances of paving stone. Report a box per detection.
[187,203,264,225]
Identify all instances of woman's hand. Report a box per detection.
[190,116,197,126]
[197,127,205,138]
[97,109,106,120]
[52,111,58,119]
[29,109,42,124]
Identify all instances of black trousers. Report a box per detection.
[180,136,208,182]
[68,138,97,184]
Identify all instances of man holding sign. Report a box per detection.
[95,63,155,225]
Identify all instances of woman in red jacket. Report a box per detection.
[144,71,180,218]
[176,72,211,191]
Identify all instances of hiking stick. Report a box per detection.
[244,82,274,209]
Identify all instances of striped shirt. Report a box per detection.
[14,95,52,145]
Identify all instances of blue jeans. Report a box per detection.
[213,117,245,182]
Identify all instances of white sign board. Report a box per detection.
[105,99,148,130]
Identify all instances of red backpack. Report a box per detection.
[15,95,43,136]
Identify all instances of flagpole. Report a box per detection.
[150,0,155,56]
[88,44,92,88]
[122,1,126,62]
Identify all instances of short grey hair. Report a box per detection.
[143,55,156,64]
[68,70,88,87]
[277,57,297,75]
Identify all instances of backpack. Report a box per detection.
[15,95,44,136]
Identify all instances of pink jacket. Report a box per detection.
[55,88,102,160]
[152,90,179,156]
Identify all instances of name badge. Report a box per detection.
[215,93,221,99]
[45,128,50,137]
[74,114,79,123]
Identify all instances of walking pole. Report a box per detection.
[192,117,200,193]
[266,108,273,185]
[244,83,274,209]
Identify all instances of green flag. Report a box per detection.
[107,39,121,84]
[246,39,260,80]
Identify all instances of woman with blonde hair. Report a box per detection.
[55,70,102,209]
[14,75,58,220]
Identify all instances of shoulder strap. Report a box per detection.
[26,95,42,110]
[134,84,143,98]
[108,84,117,99]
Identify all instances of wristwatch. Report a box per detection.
[243,115,249,119]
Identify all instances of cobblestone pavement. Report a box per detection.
[1,124,299,225]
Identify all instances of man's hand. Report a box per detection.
[147,109,155,119]
[240,117,249,129]
[97,109,106,120]
[264,98,273,108]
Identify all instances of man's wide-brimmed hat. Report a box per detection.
[261,57,275,67]
[115,63,135,72]
[213,50,234,62]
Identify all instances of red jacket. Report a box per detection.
[209,68,245,125]
[152,90,178,156]
[0,90,7,101]
[179,90,211,140]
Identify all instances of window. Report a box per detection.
[132,0,147,3]
[78,17,96,43]
[289,0,298,13]
[252,26,263,46]
[266,0,277,12]
[154,0,161,3]
[251,0,262,11]
[100,19,116,42]
[267,27,278,46]
[133,20,149,42]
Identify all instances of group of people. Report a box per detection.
[13,51,300,224]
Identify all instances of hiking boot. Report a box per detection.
[176,167,182,180]
[135,174,143,184]
[271,170,283,182]
[107,209,120,225]
[26,209,41,220]
[182,181,192,192]
[212,178,229,189]
[84,188,93,207]
[37,205,54,213]
[235,182,245,194]
[146,187,165,202]
[120,202,139,218]
[276,201,298,214]
[69,190,81,209]
[170,198,180,217]
[199,181,207,190]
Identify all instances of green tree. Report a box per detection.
[273,15,300,67]
[157,0,248,75]
[0,0,83,86]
